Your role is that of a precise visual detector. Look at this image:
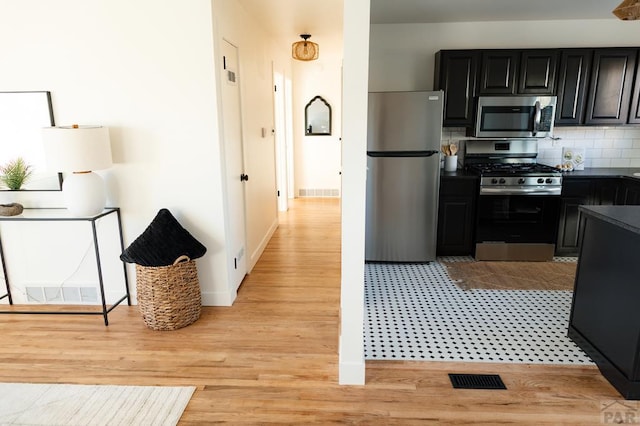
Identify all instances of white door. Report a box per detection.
[273,67,288,211]
[221,39,247,290]
[284,76,295,199]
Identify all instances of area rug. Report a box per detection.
[0,383,195,426]
[442,261,577,291]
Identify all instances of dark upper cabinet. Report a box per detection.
[479,50,519,95]
[518,50,558,95]
[585,48,638,125]
[629,59,640,124]
[479,50,558,95]
[436,46,640,128]
[555,49,592,126]
[434,50,480,127]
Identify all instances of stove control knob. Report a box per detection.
[537,178,545,184]
[491,178,498,184]
[518,178,526,184]
[499,178,506,184]
[545,178,553,184]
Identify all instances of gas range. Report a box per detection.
[463,139,562,261]
[463,140,562,195]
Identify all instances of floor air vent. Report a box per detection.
[449,374,507,390]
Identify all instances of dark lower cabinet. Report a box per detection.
[569,206,640,399]
[621,177,640,205]
[593,178,621,205]
[556,176,640,256]
[437,177,478,256]
[556,179,591,256]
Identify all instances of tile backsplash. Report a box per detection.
[442,126,640,168]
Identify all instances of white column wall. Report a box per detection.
[339,0,369,386]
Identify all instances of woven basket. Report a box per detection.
[135,255,201,331]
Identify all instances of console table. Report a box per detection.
[0,207,130,326]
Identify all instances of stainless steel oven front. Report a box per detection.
[475,193,560,261]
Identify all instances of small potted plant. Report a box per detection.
[0,157,33,190]
[0,157,32,216]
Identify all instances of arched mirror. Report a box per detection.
[305,95,331,136]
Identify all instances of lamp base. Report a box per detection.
[62,172,107,216]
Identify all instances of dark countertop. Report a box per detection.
[440,169,479,179]
[579,205,640,235]
[561,168,640,180]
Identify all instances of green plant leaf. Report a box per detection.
[0,157,33,190]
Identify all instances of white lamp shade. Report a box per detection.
[42,125,112,172]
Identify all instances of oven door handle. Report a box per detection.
[532,101,541,136]
[480,187,562,196]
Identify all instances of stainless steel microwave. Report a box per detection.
[472,95,557,138]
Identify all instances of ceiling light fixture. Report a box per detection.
[292,34,319,61]
[613,0,640,20]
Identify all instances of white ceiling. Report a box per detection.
[236,0,624,42]
[236,0,343,41]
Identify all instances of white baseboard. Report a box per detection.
[338,359,365,385]
[201,290,233,306]
[247,217,278,273]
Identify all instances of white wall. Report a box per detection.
[0,0,283,308]
[293,35,343,197]
[369,19,640,92]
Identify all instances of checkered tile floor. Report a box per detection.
[364,257,593,365]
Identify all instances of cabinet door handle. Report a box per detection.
[240,173,249,182]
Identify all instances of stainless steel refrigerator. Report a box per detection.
[365,90,443,262]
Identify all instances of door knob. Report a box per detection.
[240,173,249,182]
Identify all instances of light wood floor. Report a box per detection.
[0,198,623,424]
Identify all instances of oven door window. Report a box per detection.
[480,106,534,132]
[476,195,560,244]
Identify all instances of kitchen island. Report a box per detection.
[568,205,640,399]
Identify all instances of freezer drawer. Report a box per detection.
[365,155,440,262]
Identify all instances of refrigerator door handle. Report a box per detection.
[367,150,439,157]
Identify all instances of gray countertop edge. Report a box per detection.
[579,205,640,235]
[559,167,640,179]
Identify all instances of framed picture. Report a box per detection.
[0,91,62,191]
